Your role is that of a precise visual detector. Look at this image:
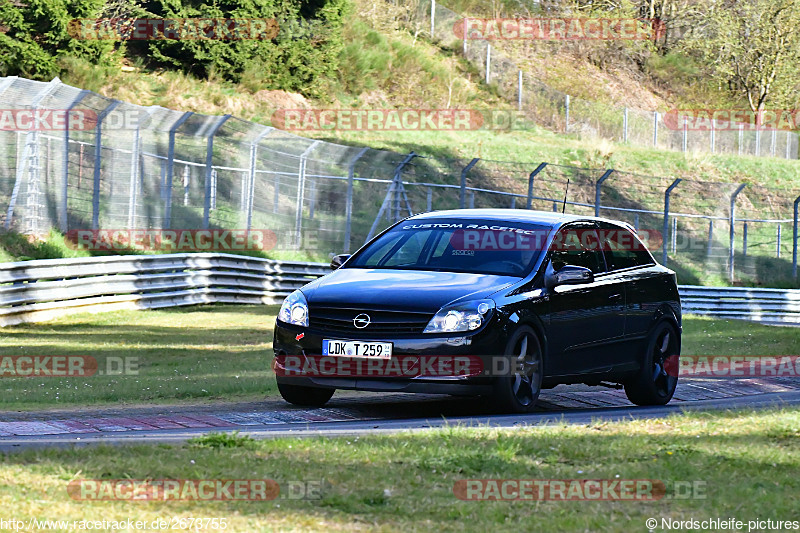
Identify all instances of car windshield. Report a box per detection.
[346,219,552,276]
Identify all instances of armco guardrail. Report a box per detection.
[0,253,328,326]
[679,285,800,325]
[1,255,798,326]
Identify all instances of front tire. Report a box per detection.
[490,326,543,413]
[277,382,335,407]
[624,321,680,406]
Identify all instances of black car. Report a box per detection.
[273,209,681,413]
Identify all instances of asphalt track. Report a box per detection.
[1,377,799,451]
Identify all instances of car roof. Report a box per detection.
[407,209,633,230]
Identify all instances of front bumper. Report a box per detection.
[272,320,506,396]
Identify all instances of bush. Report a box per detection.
[0,0,116,79]
[133,0,350,97]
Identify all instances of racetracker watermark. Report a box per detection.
[453,18,663,40]
[443,227,661,252]
[396,223,660,252]
[67,480,280,501]
[0,109,98,131]
[274,355,484,378]
[664,109,800,131]
[453,479,706,501]
[65,229,276,252]
[666,355,800,378]
[68,18,279,40]
[272,109,486,131]
[0,356,138,377]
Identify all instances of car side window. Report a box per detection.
[597,223,655,271]
[549,224,606,274]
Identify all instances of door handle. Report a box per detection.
[608,293,622,301]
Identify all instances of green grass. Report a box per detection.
[1,408,798,531]
[0,305,797,411]
[0,230,91,263]
[0,305,278,410]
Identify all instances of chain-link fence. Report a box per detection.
[1,75,799,286]
[413,0,799,160]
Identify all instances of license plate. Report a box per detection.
[322,339,393,359]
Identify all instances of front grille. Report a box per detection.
[308,306,433,335]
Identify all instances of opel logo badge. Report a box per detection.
[353,313,371,329]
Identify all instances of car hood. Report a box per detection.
[302,268,517,312]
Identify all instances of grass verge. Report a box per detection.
[0,408,798,531]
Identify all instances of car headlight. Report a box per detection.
[278,290,309,327]
[424,299,495,334]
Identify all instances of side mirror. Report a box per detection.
[330,254,351,270]
[554,265,593,285]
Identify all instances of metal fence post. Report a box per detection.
[61,90,89,232]
[159,160,167,199]
[787,132,792,159]
[729,184,746,281]
[164,111,193,228]
[469,191,475,208]
[527,162,548,209]
[485,44,491,84]
[518,70,523,111]
[343,147,369,253]
[462,16,467,55]
[365,152,416,242]
[755,129,761,156]
[777,224,781,258]
[771,129,777,157]
[634,213,639,231]
[672,216,677,253]
[430,0,435,38]
[460,158,480,208]
[793,195,800,278]
[742,222,748,256]
[653,111,658,147]
[427,187,433,211]
[662,178,681,265]
[91,100,121,230]
[127,106,156,230]
[707,219,714,257]
[183,165,191,206]
[565,95,570,133]
[594,169,614,217]
[210,169,217,210]
[246,126,274,231]
[295,140,321,247]
[623,107,628,143]
[738,124,744,155]
[202,114,231,229]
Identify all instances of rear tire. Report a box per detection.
[624,321,680,406]
[490,326,543,413]
[277,382,335,407]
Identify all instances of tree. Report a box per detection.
[683,0,800,113]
